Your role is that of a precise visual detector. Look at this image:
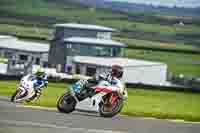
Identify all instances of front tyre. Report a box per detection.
[57,92,77,113]
[10,90,19,102]
[10,89,27,102]
[99,96,124,118]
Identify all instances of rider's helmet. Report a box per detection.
[111,65,123,79]
[35,68,45,79]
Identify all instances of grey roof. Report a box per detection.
[54,23,115,32]
[73,56,166,67]
[0,36,49,53]
[64,37,127,48]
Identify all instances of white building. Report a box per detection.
[0,35,49,75]
[73,56,168,85]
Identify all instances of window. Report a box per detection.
[66,56,73,65]
[67,66,72,74]
[55,27,64,39]
[97,32,111,39]
[12,60,16,65]
[94,46,111,57]
[56,64,62,72]
[19,55,28,61]
[86,65,96,76]
[43,62,48,68]
[65,65,72,74]
[112,48,121,57]
[35,58,40,65]
[75,64,81,74]
[4,51,12,58]
[71,45,81,55]
[67,44,72,49]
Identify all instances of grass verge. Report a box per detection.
[115,37,200,52]
[1,80,200,122]
[125,49,200,77]
[0,58,8,63]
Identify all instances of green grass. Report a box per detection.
[0,23,52,38]
[125,49,200,77]
[0,0,124,22]
[1,80,200,121]
[97,20,200,35]
[0,58,8,63]
[123,89,200,121]
[0,80,68,107]
[114,37,200,52]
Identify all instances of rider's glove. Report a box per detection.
[36,89,42,96]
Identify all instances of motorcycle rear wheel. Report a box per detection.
[99,94,124,118]
[57,92,77,113]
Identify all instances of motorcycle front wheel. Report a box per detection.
[10,89,27,102]
[57,92,77,113]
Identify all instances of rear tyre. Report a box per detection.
[99,94,124,118]
[57,92,77,113]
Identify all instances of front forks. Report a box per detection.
[69,87,80,103]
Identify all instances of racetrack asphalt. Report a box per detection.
[0,96,199,133]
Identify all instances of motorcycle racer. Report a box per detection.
[57,65,128,117]
[33,68,48,91]
[25,68,48,101]
[96,65,125,96]
[96,65,127,111]
[78,65,127,111]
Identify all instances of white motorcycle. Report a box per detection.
[57,79,128,117]
[11,75,41,103]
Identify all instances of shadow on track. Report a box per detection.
[0,96,11,102]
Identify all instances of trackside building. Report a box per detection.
[73,56,167,85]
[47,23,168,85]
[0,35,49,75]
[48,23,124,73]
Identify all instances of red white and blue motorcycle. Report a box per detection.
[57,79,128,117]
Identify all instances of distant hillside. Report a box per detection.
[0,0,200,47]
[78,0,200,18]
[1,0,199,26]
[0,0,125,25]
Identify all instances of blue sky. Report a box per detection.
[106,0,200,8]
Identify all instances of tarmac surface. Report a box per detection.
[0,96,200,133]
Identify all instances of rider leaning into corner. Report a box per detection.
[25,68,48,101]
[33,68,48,92]
[87,65,128,112]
